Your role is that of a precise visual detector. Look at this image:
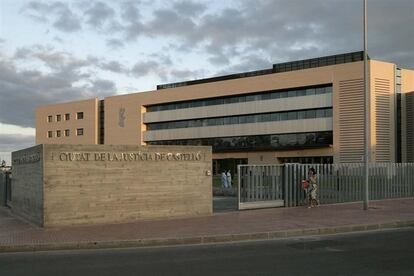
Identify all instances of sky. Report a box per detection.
[0,0,413,164]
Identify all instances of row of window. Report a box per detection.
[47,128,84,138]
[147,131,333,152]
[47,112,84,123]
[147,85,332,112]
[146,108,333,131]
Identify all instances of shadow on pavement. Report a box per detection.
[213,196,238,213]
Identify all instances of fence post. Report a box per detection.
[284,164,289,207]
[237,165,241,210]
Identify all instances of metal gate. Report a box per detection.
[238,165,284,210]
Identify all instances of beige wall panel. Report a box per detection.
[331,62,364,163]
[36,99,99,145]
[370,60,396,162]
[10,145,44,226]
[401,69,414,93]
[143,118,333,141]
[143,94,332,123]
[42,144,212,227]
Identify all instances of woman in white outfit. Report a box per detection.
[221,171,228,188]
[226,170,232,188]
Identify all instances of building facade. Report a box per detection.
[36,52,414,172]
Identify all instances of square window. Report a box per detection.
[47,131,53,138]
[76,128,84,136]
[65,113,70,120]
[56,114,61,122]
[47,115,53,123]
[65,129,70,136]
[56,130,61,137]
[77,112,84,120]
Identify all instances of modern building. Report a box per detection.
[36,51,414,173]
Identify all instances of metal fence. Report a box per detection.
[238,163,414,209]
[0,171,11,206]
[238,165,284,210]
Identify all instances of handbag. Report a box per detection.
[301,180,309,190]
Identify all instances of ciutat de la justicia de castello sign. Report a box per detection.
[55,151,203,162]
[11,144,212,227]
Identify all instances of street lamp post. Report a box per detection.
[363,0,370,210]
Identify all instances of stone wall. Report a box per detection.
[11,145,44,225]
[37,144,211,226]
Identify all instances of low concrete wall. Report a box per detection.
[11,145,44,225]
[12,144,212,227]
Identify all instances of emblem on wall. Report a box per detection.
[118,107,126,127]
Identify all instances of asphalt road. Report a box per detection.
[1,228,413,276]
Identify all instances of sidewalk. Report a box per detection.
[1,198,414,252]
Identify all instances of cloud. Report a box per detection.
[84,1,116,28]
[169,68,206,81]
[106,38,125,49]
[87,56,127,73]
[22,1,81,32]
[20,0,414,69]
[120,1,141,23]
[0,134,34,152]
[131,60,162,77]
[90,79,116,93]
[0,47,116,128]
[100,61,126,73]
[172,1,206,17]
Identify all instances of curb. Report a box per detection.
[1,220,414,253]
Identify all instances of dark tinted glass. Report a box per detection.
[147,131,333,152]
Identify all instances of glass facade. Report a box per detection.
[147,85,332,112]
[147,108,332,131]
[147,131,332,153]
